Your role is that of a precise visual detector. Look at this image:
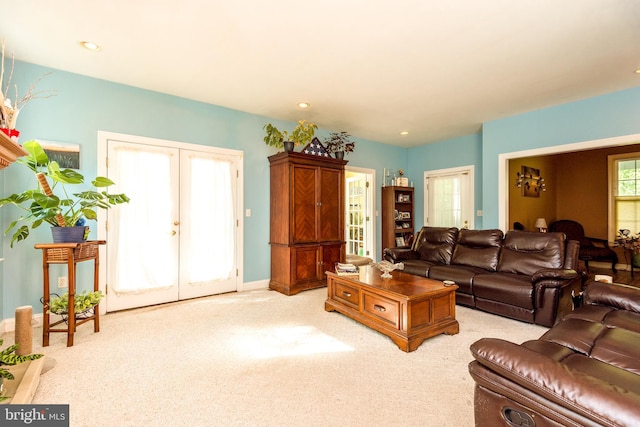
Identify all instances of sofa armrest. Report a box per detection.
[584,281,640,313]
[532,269,580,310]
[383,247,418,262]
[469,338,640,427]
[531,268,578,282]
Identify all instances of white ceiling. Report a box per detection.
[1,0,639,147]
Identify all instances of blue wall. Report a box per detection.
[0,61,409,321]
[482,86,640,228]
[408,133,483,230]
[2,59,640,322]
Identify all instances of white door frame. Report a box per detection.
[96,131,244,313]
[345,166,376,260]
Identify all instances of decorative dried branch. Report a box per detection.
[0,38,57,129]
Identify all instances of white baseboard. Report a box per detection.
[1,281,271,329]
[240,279,269,292]
[0,313,45,335]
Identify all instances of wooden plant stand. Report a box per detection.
[34,240,106,347]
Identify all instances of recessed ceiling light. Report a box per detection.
[400,131,409,135]
[80,41,101,51]
[635,68,640,74]
[297,102,310,108]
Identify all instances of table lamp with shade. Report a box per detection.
[535,218,548,232]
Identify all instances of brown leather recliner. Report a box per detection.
[549,219,618,272]
[469,280,640,426]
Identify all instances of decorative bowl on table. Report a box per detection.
[372,260,404,278]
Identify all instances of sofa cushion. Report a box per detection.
[602,310,640,334]
[561,353,640,395]
[450,229,503,271]
[414,227,458,265]
[522,339,577,361]
[563,305,613,323]
[590,327,640,375]
[400,259,435,277]
[540,317,606,355]
[428,264,490,294]
[473,273,533,309]
[498,231,565,276]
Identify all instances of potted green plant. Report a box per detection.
[263,120,318,151]
[0,338,43,402]
[47,290,104,316]
[323,131,356,159]
[0,139,130,247]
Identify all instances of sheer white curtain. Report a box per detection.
[186,155,234,284]
[426,171,470,228]
[109,146,178,293]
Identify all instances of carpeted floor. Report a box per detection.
[3,288,547,426]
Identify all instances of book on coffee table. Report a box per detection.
[335,263,359,276]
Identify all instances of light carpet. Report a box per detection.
[2,288,547,426]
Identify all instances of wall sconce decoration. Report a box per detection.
[516,166,546,197]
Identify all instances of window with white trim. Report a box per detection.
[611,153,640,237]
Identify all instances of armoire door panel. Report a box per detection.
[293,165,318,243]
[319,168,343,241]
[320,243,344,279]
[293,246,319,283]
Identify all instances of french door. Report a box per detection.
[345,168,375,259]
[97,133,242,312]
[424,166,474,229]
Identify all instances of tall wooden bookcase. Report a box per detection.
[269,151,347,295]
[381,186,414,253]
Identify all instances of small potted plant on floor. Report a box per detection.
[323,131,355,159]
[0,140,130,247]
[0,339,43,402]
[263,120,318,151]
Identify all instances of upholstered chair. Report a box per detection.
[548,219,618,272]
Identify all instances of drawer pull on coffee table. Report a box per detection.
[342,291,352,298]
[373,304,386,312]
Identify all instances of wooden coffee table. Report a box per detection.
[325,265,459,352]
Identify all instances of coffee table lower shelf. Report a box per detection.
[325,269,459,352]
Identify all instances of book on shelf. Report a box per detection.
[335,263,359,276]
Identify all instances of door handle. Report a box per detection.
[173,221,180,226]
[171,230,177,236]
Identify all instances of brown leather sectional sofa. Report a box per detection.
[384,227,582,327]
[469,280,640,426]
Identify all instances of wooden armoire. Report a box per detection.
[269,151,347,295]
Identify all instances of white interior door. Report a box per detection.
[99,134,242,312]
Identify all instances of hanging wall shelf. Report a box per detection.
[0,130,27,169]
